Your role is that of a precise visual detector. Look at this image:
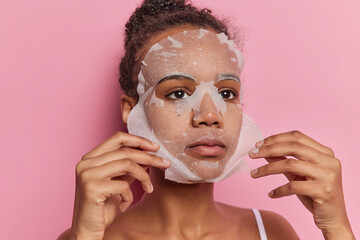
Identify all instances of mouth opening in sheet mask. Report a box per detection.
[127,29,262,183]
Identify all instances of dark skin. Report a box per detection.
[58,26,354,240]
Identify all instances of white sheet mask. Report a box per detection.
[127,29,262,183]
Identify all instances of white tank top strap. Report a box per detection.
[251,208,268,240]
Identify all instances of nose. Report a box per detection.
[192,93,224,128]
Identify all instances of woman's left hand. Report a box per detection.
[249,130,355,240]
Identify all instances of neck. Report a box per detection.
[138,168,221,231]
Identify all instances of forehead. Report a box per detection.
[140,29,244,85]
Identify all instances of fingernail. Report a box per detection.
[249,148,260,155]
[268,190,274,197]
[256,140,265,148]
[149,183,154,193]
[162,158,171,166]
[119,205,125,212]
[119,204,128,213]
[152,142,159,148]
[250,168,258,176]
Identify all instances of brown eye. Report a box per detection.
[167,90,190,99]
[219,90,236,100]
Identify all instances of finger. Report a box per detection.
[251,158,322,179]
[256,130,334,157]
[79,147,171,171]
[82,132,160,160]
[111,165,151,185]
[249,141,327,163]
[264,157,297,181]
[104,181,133,212]
[268,181,322,200]
[264,156,287,164]
[82,159,153,193]
[119,197,132,213]
[84,180,133,205]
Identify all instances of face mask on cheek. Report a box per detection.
[127,29,263,183]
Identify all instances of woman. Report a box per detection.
[59,0,355,239]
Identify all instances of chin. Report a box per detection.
[188,160,227,180]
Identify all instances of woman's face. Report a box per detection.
[138,29,243,180]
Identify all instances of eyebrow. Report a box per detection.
[217,74,240,82]
[156,73,196,85]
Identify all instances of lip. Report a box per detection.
[186,138,226,158]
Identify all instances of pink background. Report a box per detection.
[1,0,359,239]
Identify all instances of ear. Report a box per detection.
[120,94,138,126]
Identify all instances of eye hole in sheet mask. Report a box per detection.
[127,29,262,183]
[155,78,240,102]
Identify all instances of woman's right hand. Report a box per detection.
[68,131,171,240]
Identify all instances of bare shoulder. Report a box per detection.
[259,209,300,240]
[215,202,264,238]
[56,226,129,240]
[57,228,71,240]
[56,224,129,240]
[215,202,299,240]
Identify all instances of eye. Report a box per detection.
[219,89,237,100]
[167,90,190,99]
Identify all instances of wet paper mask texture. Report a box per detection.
[127,29,262,183]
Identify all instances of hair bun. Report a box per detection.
[125,0,189,44]
[143,0,187,16]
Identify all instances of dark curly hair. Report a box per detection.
[119,0,234,99]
